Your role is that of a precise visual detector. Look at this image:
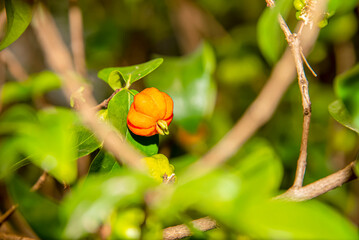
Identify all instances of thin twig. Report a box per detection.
[69,0,87,77]
[31,4,145,172]
[163,217,217,240]
[0,204,18,226]
[30,171,48,192]
[300,49,317,77]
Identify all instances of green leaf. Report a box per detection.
[0,106,78,183]
[257,0,292,64]
[328,100,359,134]
[97,58,163,90]
[334,64,359,129]
[74,125,101,158]
[107,89,159,156]
[108,70,126,90]
[145,42,217,133]
[242,200,358,239]
[108,89,134,135]
[125,130,159,156]
[0,138,28,179]
[88,148,118,174]
[0,0,32,51]
[61,170,156,238]
[1,71,62,105]
[7,176,63,239]
[235,138,283,198]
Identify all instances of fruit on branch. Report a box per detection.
[127,87,173,136]
[142,154,176,183]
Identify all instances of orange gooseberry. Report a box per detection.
[127,87,174,136]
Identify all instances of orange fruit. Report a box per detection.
[127,88,173,136]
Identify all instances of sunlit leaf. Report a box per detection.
[242,200,358,239]
[61,170,156,238]
[0,106,78,183]
[0,0,32,50]
[145,42,216,133]
[98,58,163,90]
[1,71,62,105]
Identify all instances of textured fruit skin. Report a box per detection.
[142,154,175,183]
[127,88,173,136]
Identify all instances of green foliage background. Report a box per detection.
[0,0,359,239]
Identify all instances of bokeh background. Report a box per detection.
[1,0,359,238]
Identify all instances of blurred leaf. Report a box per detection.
[328,100,359,134]
[110,208,144,239]
[61,170,156,238]
[1,81,31,105]
[235,138,283,198]
[74,125,101,158]
[0,0,32,50]
[145,42,217,133]
[97,58,163,90]
[108,89,159,156]
[334,64,359,129]
[320,13,358,43]
[7,176,63,239]
[243,200,358,239]
[0,138,27,179]
[1,71,62,105]
[0,106,78,183]
[327,0,359,16]
[30,71,62,97]
[88,148,118,174]
[257,0,292,64]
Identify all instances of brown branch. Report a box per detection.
[277,161,357,201]
[163,217,217,240]
[278,16,311,188]
[31,4,146,171]
[0,49,29,81]
[69,0,87,77]
[30,171,48,192]
[0,205,18,226]
[0,232,35,240]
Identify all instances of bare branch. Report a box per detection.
[69,0,87,77]
[30,171,48,192]
[31,4,146,171]
[0,49,29,81]
[0,205,18,226]
[163,217,217,240]
[276,161,357,201]
[0,233,36,240]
